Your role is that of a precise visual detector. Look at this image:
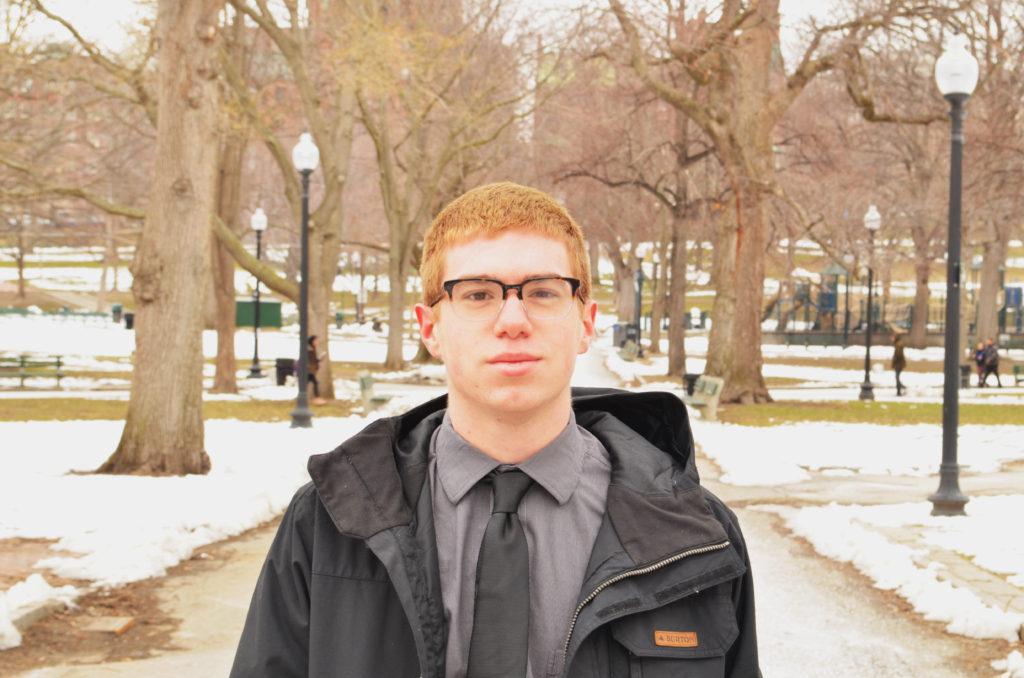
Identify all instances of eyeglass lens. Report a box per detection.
[449,278,574,321]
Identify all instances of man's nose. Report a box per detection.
[493,289,531,334]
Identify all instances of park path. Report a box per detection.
[19,505,996,677]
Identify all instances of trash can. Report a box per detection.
[959,364,972,389]
[335,311,344,329]
[624,323,639,345]
[111,303,123,323]
[124,312,135,330]
[275,358,295,386]
[612,323,625,347]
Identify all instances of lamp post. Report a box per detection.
[634,261,645,358]
[248,207,268,378]
[843,253,854,347]
[290,133,320,429]
[859,205,881,401]
[929,34,977,517]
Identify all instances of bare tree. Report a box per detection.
[353,0,555,368]
[98,0,224,475]
[607,0,958,402]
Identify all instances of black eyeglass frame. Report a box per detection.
[427,276,582,310]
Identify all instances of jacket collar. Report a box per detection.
[307,388,726,563]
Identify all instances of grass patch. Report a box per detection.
[717,400,1024,426]
[0,397,358,422]
[763,355,946,373]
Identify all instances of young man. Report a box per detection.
[231,182,760,678]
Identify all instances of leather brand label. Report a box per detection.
[654,630,698,648]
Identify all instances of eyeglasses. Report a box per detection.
[429,276,581,322]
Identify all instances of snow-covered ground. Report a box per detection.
[761,499,1024,646]
[690,420,1024,485]
[0,404,426,650]
[0,314,421,364]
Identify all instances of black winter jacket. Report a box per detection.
[231,388,761,678]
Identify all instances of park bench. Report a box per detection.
[1014,364,1024,386]
[0,355,64,389]
[682,375,724,421]
[617,340,640,362]
[358,372,393,411]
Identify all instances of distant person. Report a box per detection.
[981,338,1002,387]
[306,335,327,404]
[891,333,907,396]
[974,341,986,387]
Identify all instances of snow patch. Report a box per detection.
[0,574,79,650]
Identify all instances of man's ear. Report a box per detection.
[415,303,442,358]
[577,300,598,354]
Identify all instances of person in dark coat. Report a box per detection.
[974,341,987,387]
[231,183,761,678]
[982,338,1002,387]
[306,335,326,404]
[891,333,907,396]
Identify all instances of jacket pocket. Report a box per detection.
[610,583,738,678]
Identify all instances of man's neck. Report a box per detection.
[446,394,572,465]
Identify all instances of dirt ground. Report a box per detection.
[0,519,279,677]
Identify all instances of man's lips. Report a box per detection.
[487,353,541,364]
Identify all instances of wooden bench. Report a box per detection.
[0,355,64,389]
[617,340,640,362]
[682,375,724,421]
[1014,364,1024,386]
[358,372,393,411]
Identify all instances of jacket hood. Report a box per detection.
[308,388,703,545]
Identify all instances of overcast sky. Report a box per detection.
[21,0,838,66]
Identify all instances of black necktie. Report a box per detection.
[466,468,534,678]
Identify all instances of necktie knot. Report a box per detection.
[490,469,533,514]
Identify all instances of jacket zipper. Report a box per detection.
[560,539,731,673]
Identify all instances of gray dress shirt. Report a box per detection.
[428,410,611,678]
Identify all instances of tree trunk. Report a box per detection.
[589,238,602,288]
[98,0,221,476]
[722,179,771,403]
[384,244,408,370]
[210,133,246,394]
[610,250,637,322]
[976,231,1008,343]
[15,228,26,299]
[909,257,931,348]
[97,218,116,312]
[647,215,669,354]
[705,212,737,378]
[666,213,688,377]
[309,214,342,399]
[648,253,668,354]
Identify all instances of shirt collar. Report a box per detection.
[433,410,585,506]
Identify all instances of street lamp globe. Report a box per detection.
[251,207,268,232]
[935,34,979,98]
[292,132,320,172]
[863,204,881,232]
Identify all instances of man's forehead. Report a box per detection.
[442,231,572,278]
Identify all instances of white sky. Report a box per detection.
[20,0,839,65]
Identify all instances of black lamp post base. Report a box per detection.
[248,364,264,379]
[929,464,968,516]
[290,401,313,428]
[928,490,969,516]
[858,381,875,401]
